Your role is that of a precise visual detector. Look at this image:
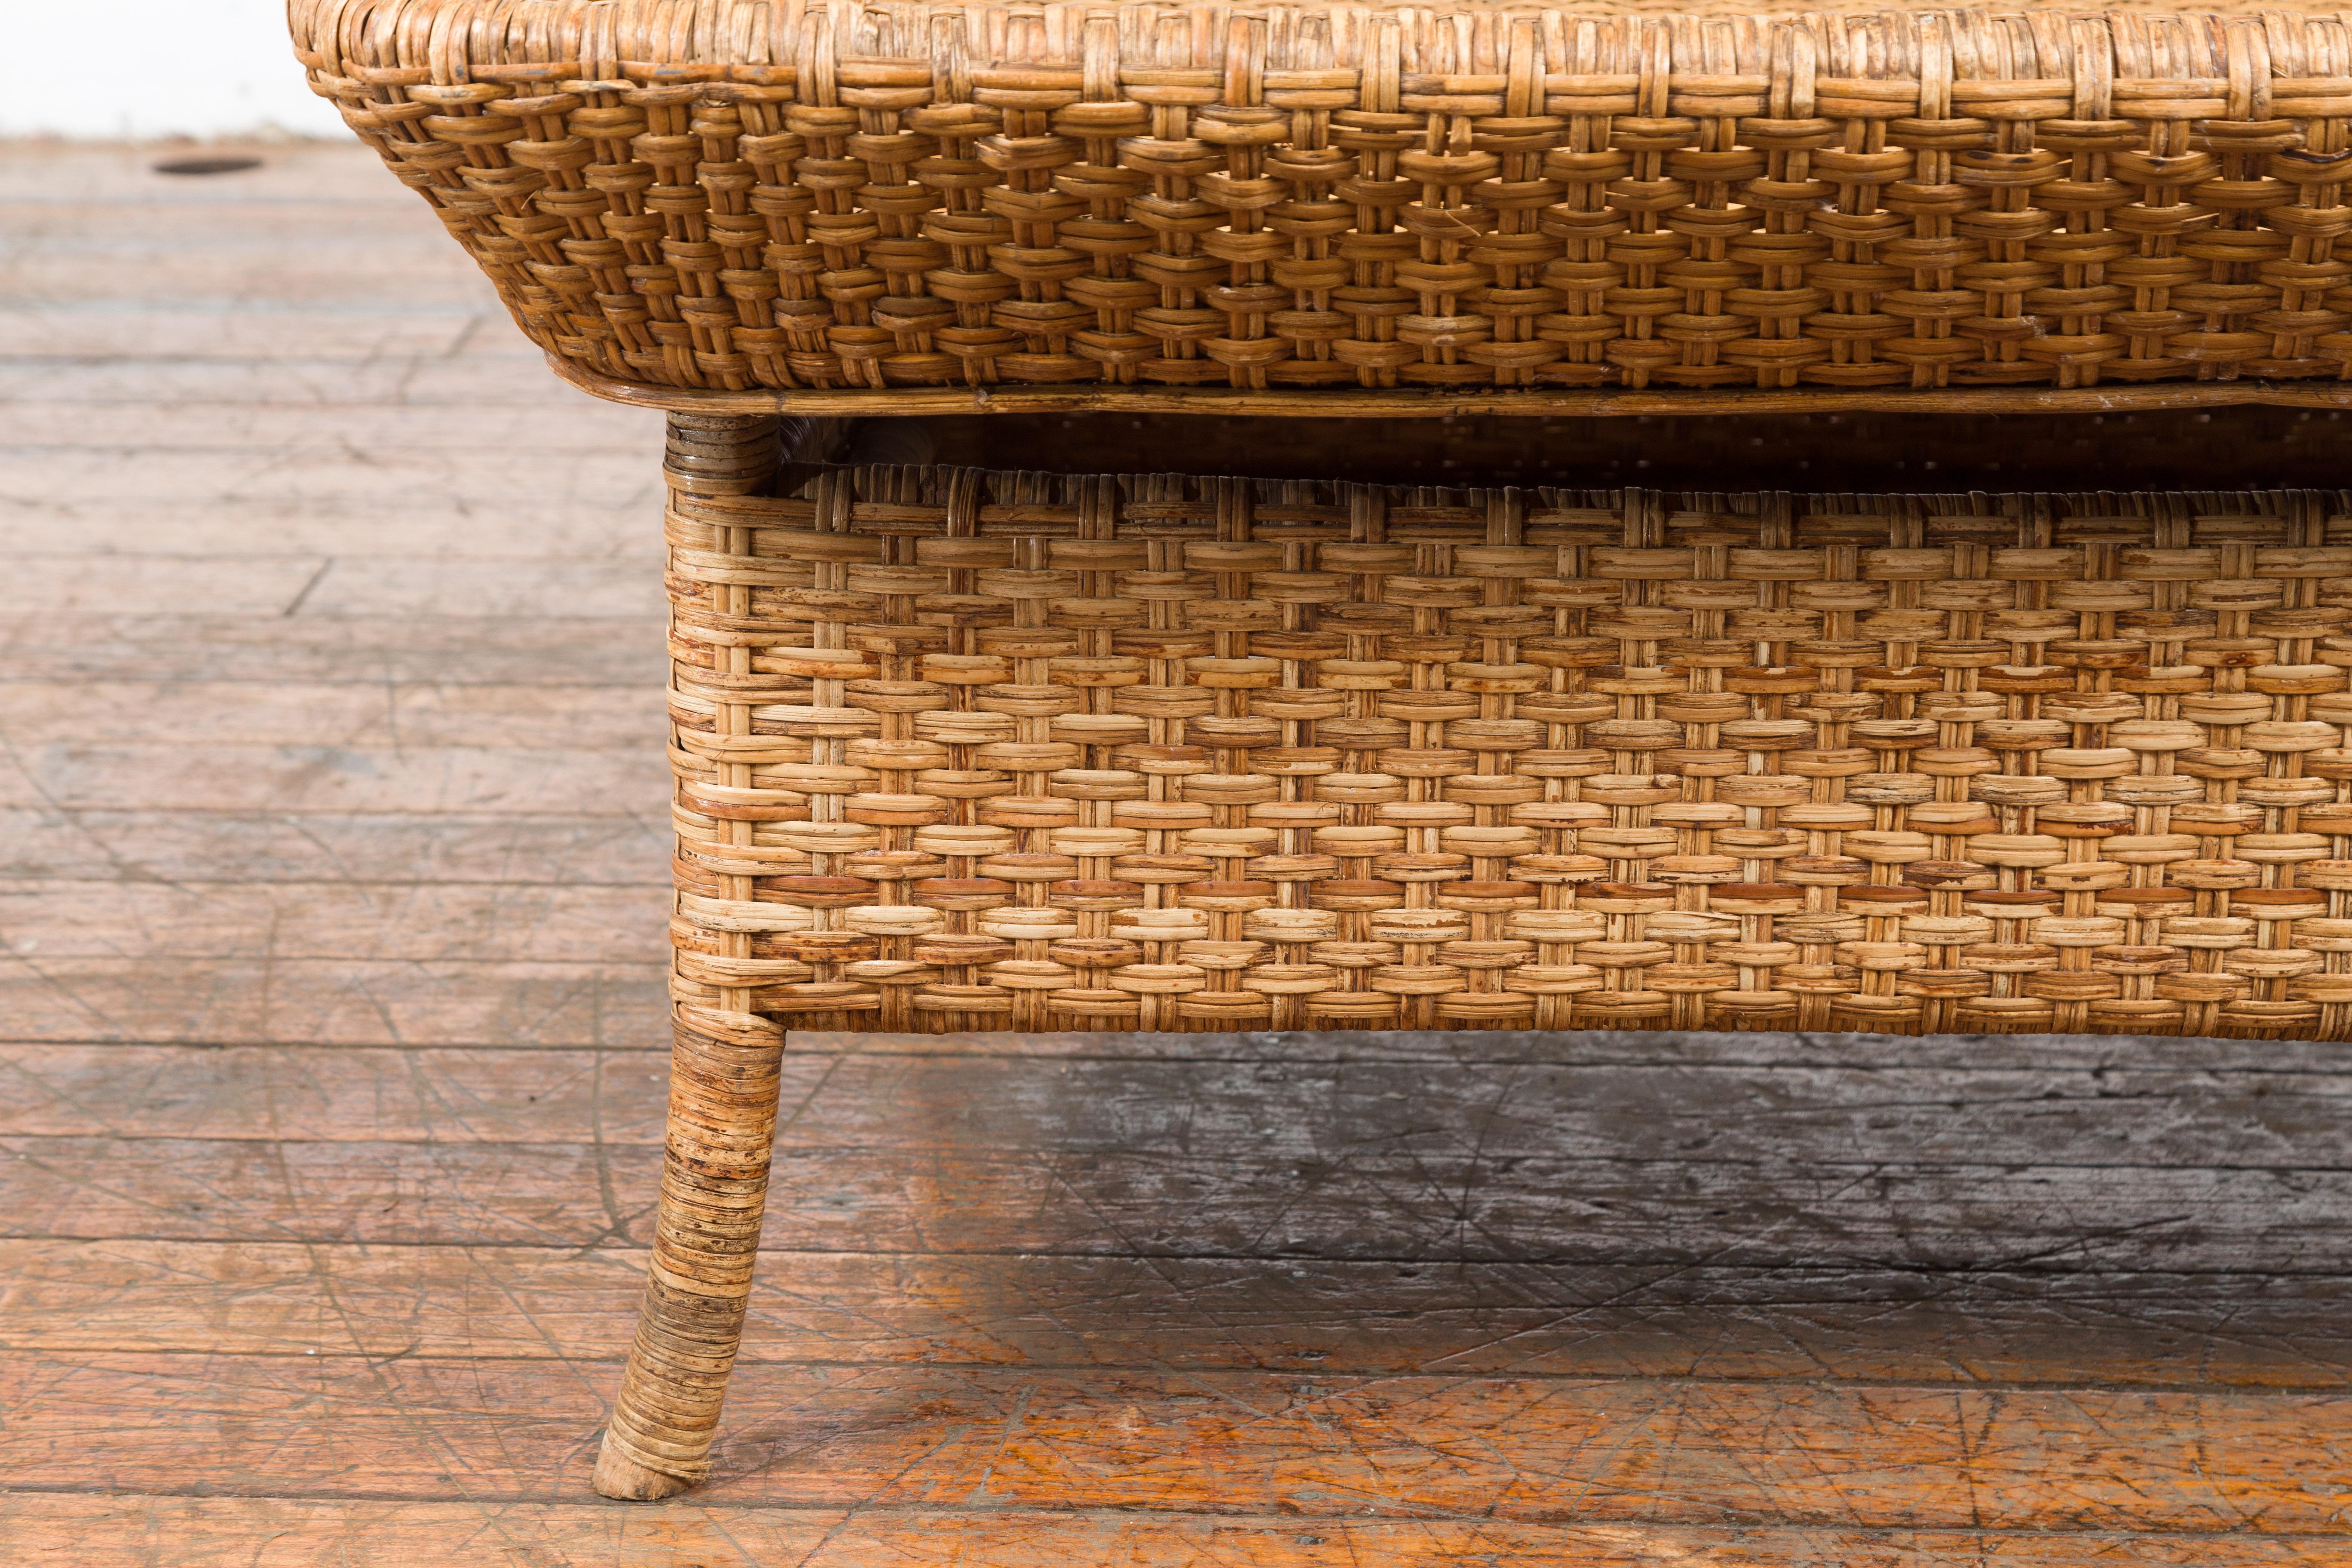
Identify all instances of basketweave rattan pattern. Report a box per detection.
[659,424,2352,1042]
[290,3,2352,413]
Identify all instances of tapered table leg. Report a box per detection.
[593,1009,787,1498]
[596,414,787,1501]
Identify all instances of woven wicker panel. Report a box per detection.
[292,3,2352,412]
[661,435,2352,1040]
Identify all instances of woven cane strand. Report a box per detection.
[291,3,2352,408]
[662,442,2352,1042]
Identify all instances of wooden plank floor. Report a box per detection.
[4,141,2351,1566]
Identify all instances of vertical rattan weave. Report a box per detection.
[589,410,2352,1494]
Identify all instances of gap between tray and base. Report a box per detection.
[548,352,2352,420]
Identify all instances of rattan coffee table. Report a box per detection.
[292,0,2352,1500]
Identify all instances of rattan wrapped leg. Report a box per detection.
[593,1009,787,1498]
[595,415,787,1501]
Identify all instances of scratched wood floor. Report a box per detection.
[4,141,2351,1568]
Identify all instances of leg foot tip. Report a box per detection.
[593,1438,698,1501]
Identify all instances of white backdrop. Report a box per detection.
[3,0,349,139]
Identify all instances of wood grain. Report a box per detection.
[0,142,468,201]
[296,560,665,621]
[0,683,665,750]
[0,613,665,686]
[7,1041,2343,1156]
[2,1350,2345,1530]
[0,742,665,813]
[0,503,657,558]
[0,1047,668,1141]
[0,556,662,619]
[1,1124,2341,1269]
[5,401,652,451]
[0,963,667,1048]
[0,808,666,885]
[0,1135,654,1245]
[0,555,328,616]
[0,449,656,524]
[1,884,666,962]
[6,204,487,304]
[7,355,567,407]
[3,304,489,362]
[7,1494,2340,1568]
[4,1239,2346,1387]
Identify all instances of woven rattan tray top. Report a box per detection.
[292,3,2352,415]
